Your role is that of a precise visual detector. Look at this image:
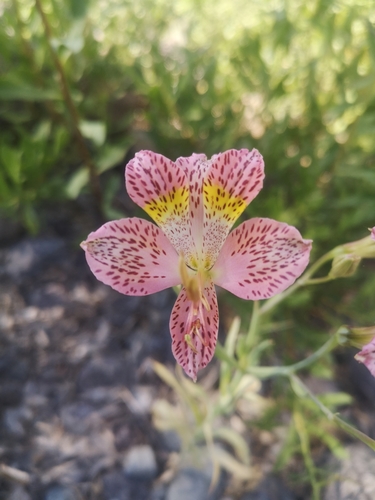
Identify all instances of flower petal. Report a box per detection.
[170,281,219,381]
[81,218,181,295]
[176,153,209,265]
[355,337,375,377]
[126,151,197,266]
[203,148,265,266]
[212,218,312,299]
[371,227,375,240]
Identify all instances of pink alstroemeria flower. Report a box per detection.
[372,227,375,240]
[81,149,312,380]
[355,337,375,377]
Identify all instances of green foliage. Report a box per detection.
[1,0,374,240]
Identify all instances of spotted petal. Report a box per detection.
[170,281,219,381]
[81,218,181,295]
[355,337,375,377]
[126,150,197,267]
[176,153,209,266]
[212,218,312,299]
[203,148,265,267]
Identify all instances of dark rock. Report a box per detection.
[102,471,130,500]
[0,381,24,408]
[240,475,295,500]
[8,486,32,500]
[166,468,222,500]
[60,402,97,435]
[77,353,136,391]
[3,406,32,438]
[159,431,181,453]
[44,485,78,500]
[123,445,157,479]
[150,485,167,500]
[102,471,152,500]
[2,238,65,279]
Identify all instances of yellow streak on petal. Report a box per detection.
[204,184,247,225]
[143,186,189,225]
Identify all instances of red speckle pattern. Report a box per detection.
[82,218,181,295]
[212,218,312,300]
[176,153,209,264]
[126,151,197,267]
[170,281,219,381]
[203,149,265,266]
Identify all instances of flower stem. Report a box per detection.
[292,376,375,452]
[245,334,338,379]
[245,300,260,349]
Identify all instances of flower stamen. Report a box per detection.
[184,334,198,353]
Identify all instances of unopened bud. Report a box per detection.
[329,254,361,278]
[336,325,375,349]
[342,234,375,259]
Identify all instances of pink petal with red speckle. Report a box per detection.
[81,218,181,296]
[176,153,209,265]
[371,227,375,240]
[355,337,375,377]
[212,218,312,300]
[203,149,265,267]
[125,151,197,267]
[170,281,219,381]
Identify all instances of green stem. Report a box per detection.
[245,334,338,379]
[34,0,102,207]
[259,249,338,315]
[290,374,333,419]
[245,300,260,349]
[291,375,375,452]
[216,333,338,379]
[304,276,335,285]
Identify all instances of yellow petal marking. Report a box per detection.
[143,186,189,225]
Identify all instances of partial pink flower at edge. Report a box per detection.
[81,149,312,381]
[371,227,375,240]
[355,337,375,377]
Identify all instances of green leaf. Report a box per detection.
[0,80,60,101]
[213,427,251,465]
[318,392,352,408]
[65,167,89,199]
[97,144,130,173]
[79,120,106,147]
[69,0,90,19]
[1,144,22,184]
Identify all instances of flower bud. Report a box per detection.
[328,253,361,279]
[336,325,375,349]
[341,234,375,259]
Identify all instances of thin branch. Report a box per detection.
[34,0,102,207]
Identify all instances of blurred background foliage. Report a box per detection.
[1,0,375,348]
